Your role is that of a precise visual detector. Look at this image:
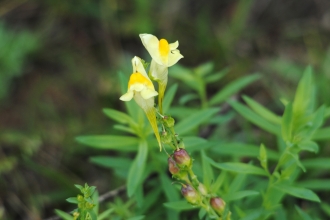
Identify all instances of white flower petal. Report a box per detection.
[168,49,184,67]
[139,34,164,65]
[141,88,158,99]
[132,56,148,78]
[119,91,134,101]
[170,41,179,50]
[130,83,144,92]
[150,59,168,82]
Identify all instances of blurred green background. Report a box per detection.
[1,0,330,219]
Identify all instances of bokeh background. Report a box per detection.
[1,0,330,219]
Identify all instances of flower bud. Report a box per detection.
[181,184,200,205]
[163,116,175,127]
[173,148,191,169]
[210,197,226,215]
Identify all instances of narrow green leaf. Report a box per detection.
[179,93,199,105]
[76,135,139,151]
[198,208,207,219]
[98,208,114,220]
[66,197,78,204]
[211,142,280,160]
[229,101,281,135]
[303,158,330,170]
[211,170,227,194]
[160,173,180,201]
[87,210,97,220]
[103,108,136,125]
[312,127,330,140]
[273,184,320,202]
[168,107,199,119]
[310,105,325,132]
[280,162,297,180]
[127,141,148,197]
[224,190,259,202]
[298,141,319,153]
[287,150,306,172]
[281,102,293,141]
[183,137,207,149]
[295,205,313,220]
[201,150,214,188]
[55,209,73,220]
[227,173,246,195]
[243,95,281,124]
[113,125,135,134]
[321,203,330,217]
[297,179,330,191]
[325,107,330,119]
[209,74,261,105]
[194,62,214,77]
[163,200,197,211]
[127,215,145,220]
[163,83,178,113]
[170,65,199,91]
[89,156,132,169]
[74,184,84,191]
[127,216,145,220]
[175,108,219,135]
[205,67,229,83]
[206,157,268,176]
[259,144,268,170]
[292,66,314,118]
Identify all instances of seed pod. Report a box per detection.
[161,131,172,144]
[210,197,226,215]
[173,148,191,169]
[163,116,175,127]
[181,184,200,205]
[168,157,180,175]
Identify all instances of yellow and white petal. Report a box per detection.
[130,83,144,92]
[139,34,163,66]
[132,56,149,78]
[119,91,134,101]
[168,49,184,67]
[141,88,158,99]
[169,41,179,50]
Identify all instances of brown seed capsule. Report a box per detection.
[210,197,226,214]
[168,157,180,175]
[181,184,200,205]
[173,148,191,168]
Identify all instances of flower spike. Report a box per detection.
[120,56,162,150]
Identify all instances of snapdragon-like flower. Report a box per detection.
[139,34,183,67]
[140,34,183,113]
[120,56,162,150]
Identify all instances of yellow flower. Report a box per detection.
[139,34,183,67]
[140,34,183,113]
[120,56,162,150]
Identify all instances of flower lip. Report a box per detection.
[120,56,158,101]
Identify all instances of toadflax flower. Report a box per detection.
[139,34,183,113]
[120,56,162,150]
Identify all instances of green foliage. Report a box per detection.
[0,23,39,101]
